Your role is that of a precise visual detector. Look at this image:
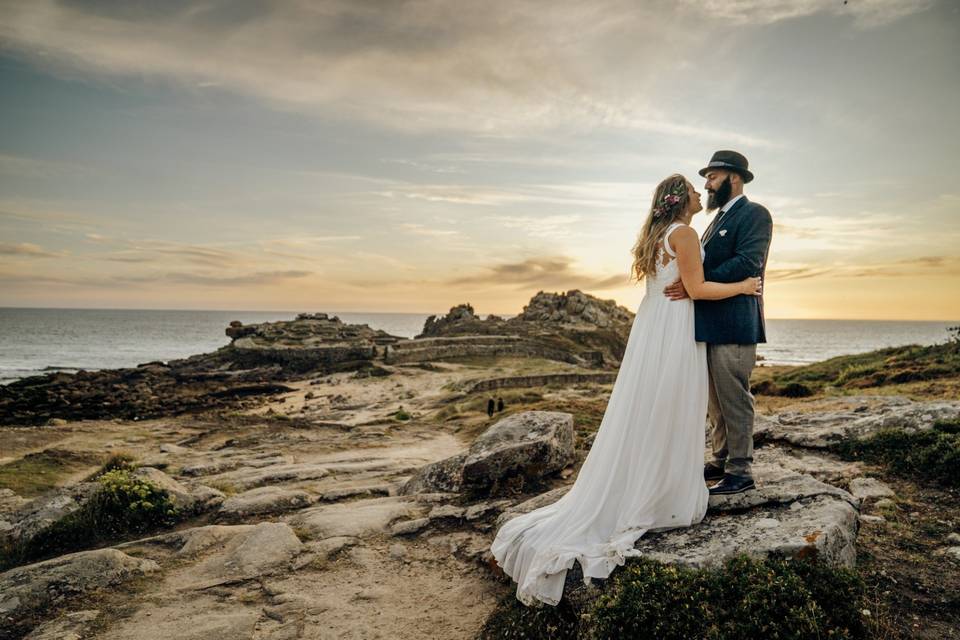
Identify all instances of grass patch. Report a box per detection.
[0,448,101,498]
[480,555,867,640]
[0,467,179,571]
[830,420,960,488]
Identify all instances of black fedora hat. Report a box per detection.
[698,150,754,183]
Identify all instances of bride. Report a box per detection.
[489,173,762,607]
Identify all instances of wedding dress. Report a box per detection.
[490,221,710,607]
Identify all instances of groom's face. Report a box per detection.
[704,171,732,212]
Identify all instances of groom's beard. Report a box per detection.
[706,176,732,211]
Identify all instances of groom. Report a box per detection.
[664,150,773,495]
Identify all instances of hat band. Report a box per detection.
[707,160,744,170]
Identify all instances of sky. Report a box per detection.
[0,0,958,320]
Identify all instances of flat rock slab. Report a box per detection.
[180,452,292,477]
[755,395,960,449]
[23,609,100,640]
[749,446,864,485]
[632,494,858,568]
[286,496,424,539]
[708,461,859,512]
[494,464,860,577]
[217,486,314,521]
[203,462,332,491]
[171,522,304,590]
[94,593,259,640]
[0,548,158,625]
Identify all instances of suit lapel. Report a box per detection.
[703,195,749,246]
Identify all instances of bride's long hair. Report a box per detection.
[630,174,691,282]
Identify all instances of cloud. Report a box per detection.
[0,0,775,140]
[445,255,627,290]
[675,0,935,28]
[0,267,313,288]
[398,223,461,238]
[379,180,653,209]
[765,255,960,282]
[0,242,66,257]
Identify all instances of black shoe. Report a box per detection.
[704,463,725,482]
[709,473,756,495]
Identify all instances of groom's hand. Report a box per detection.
[663,278,689,300]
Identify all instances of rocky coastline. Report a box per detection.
[1,291,958,639]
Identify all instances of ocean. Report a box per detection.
[0,307,956,385]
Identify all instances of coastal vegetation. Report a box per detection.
[831,419,960,489]
[751,331,960,399]
[480,555,867,640]
[0,457,178,571]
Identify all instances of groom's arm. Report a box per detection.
[703,206,773,283]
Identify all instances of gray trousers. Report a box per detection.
[706,343,757,477]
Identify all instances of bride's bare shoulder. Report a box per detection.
[668,223,697,239]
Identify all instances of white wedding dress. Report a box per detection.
[490,221,710,607]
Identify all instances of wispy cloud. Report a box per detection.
[0,242,66,258]
[445,255,627,290]
[676,0,935,28]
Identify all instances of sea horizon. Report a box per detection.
[3,305,959,323]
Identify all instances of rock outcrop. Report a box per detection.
[413,290,637,368]
[754,395,960,448]
[400,411,576,496]
[0,548,158,638]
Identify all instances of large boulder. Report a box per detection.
[1,483,99,547]
[0,548,158,636]
[401,411,576,496]
[398,452,468,495]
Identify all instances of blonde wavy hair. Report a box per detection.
[630,174,692,282]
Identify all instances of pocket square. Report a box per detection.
[718,229,727,237]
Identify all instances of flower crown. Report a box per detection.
[653,182,687,218]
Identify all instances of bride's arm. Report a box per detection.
[670,226,761,301]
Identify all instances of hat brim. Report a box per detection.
[698,163,753,183]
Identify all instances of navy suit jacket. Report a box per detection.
[694,195,773,344]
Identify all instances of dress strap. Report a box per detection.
[662,222,685,257]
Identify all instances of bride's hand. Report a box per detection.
[740,276,762,296]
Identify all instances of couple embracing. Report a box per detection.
[490,150,773,607]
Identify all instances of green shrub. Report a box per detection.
[0,468,179,571]
[834,364,878,386]
[591,556,866,640]
[86,451,137,480]
[478,590,580,640]
[831,423,960,488]
[480,555,867,640]
[779,382,814,398]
